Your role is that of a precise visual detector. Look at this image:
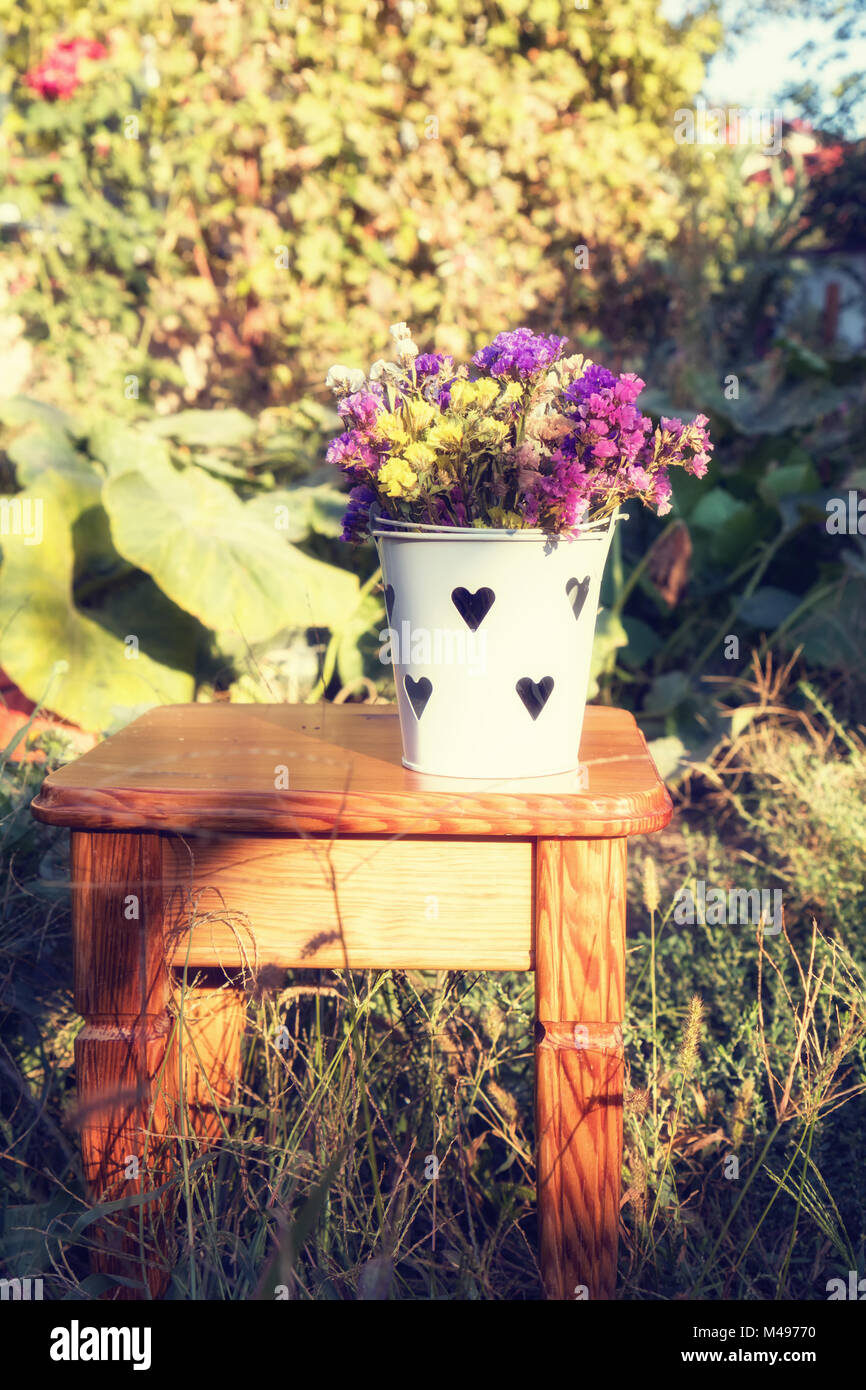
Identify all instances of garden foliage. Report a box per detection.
[1,0,727,411]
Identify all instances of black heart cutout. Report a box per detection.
[516,676,554,720]
[451,586,495,632]
[566,575,591,620]
[404,674,433,720]
[384,584,395,624]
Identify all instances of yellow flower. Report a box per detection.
[403,398,438,434]
[501,381,525,405]
[487,507,528,528]
[402,440,437,469]
[447,379,478,414]
[473,417,509,447]
[375,411,409,446]
[378,456,419,498]
[426,419,464,450]
[473,378,500,408]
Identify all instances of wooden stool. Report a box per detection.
[32,702,671,1299]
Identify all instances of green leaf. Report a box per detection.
[669,466,709,520]
[87,419,173,478]
[103,458,358,642]
[336,591,386,689]
[0,395,79,435]
[782,577,866,677]
[0,470,196,729]
[620,615,662,668]
[689,488,760,567]
[646,735,689,781]
[588,607,628,697]
[247,484,347,542]
[645,670,691,715]
[739,586,800,631]
[6,423,87,486]
[736,586,800,629]
[758,458,820,508]
[247,487,314,543]
[147,409,257,447]
[689,487,744,531]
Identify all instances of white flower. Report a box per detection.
[325,364,351,393]
[395,340,419,366]
[326,363,366,395]
[389,321,412,341]
[369,358,389,381]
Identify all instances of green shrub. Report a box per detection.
[1,0,736,413]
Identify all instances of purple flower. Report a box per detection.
[436,376,458,409]
[414,352,453,378]
[472,328,567,379]
[449,483,468,526]
[325,428,381,477]
[564,364,618,406]
[337,390,383,430]
[521,450,593,533]
[340,484,377,543]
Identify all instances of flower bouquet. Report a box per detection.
[325,325,712,779]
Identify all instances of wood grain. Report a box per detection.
[163,834,534,971]
[32,703,673,839]
[535,837,627,1301]
[71,832,177,1299]
[72,832,168,1020]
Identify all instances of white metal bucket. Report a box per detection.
[372,514,618,778]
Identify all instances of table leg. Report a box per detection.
[535,836,627,1300]
[72,831,177,1299]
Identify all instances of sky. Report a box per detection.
[659,0,866,134]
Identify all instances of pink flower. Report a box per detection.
[652,472,673,515]
[592,438,619,459]
[25,37,107,100]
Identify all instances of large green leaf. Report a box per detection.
[0,395,79,435]
[147,409,256,447]
[6,423,87,486]
[246,483,348,542]
[103,459,358,642]
[336,591,386,689]
[689,487,761,567]
[758,455,820,509]
[87,419,174,477]
[736,586,800,630]
[0,470,196,729]
[644,670,691,716]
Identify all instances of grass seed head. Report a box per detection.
[678,995,704,1078]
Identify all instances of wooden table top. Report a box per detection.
[30,703,672,838]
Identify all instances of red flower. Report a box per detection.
[24,36,107,100]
